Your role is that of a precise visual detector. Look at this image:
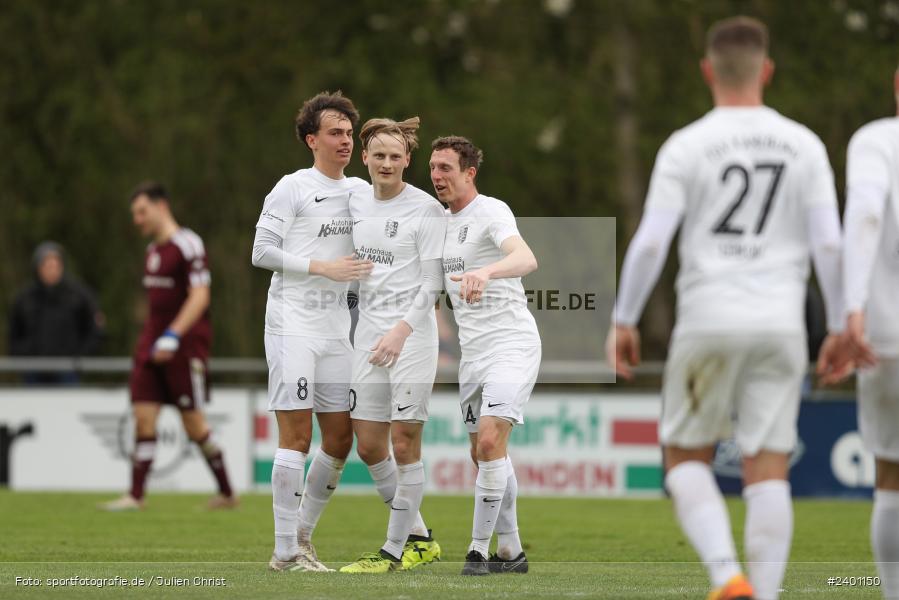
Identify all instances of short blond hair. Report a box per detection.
[359,116,420,153]
[706,16,769,87]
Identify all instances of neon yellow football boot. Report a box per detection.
[339,551,400,574]
[401,530,442,570]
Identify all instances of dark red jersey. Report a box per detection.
[134,228,211,362]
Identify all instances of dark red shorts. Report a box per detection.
[129,353,209,411]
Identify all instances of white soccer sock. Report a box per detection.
[368,456,398,505]
[469,457,508,558]
[410,511,429,538]
[297,450,345,543]
[272,448,305,560]
[665,461,741,588]
[495,455,523,559]
[368,456,429,537]
[872,489,899,599]
[743,479,792,600]
[382,461,425,560]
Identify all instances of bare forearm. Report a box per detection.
[485,246,537,280]
[308,259,330,277]
[168,287,210,336]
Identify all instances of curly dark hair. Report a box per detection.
[295,91,360,148]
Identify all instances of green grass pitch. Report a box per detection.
[0,490,884,598]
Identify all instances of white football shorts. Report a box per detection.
[458,346,541,434]
[858,357,899,462]
[660,332,806,456]
[265,333,352,412]
[350,344,438,423]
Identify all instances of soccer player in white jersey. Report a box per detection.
[251,91,373,573]
[605,18,846,600]
[430,136,540,576]
[835,68,899,599]
[339,117,446,573]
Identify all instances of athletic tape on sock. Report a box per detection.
[274,448,305,470]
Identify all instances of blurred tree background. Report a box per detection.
[1,0,897,359]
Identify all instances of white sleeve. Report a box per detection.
[251,227,311,275]
[843,182,888,313]
[644,133,689,213]
[844,127,892,313]
[415,204,447,260]
[486,201,520,247]
[401,259,444,331]
[802,137,839,210]
[613,207,681,326]
[255,177,297,237]
[807,205,844,333]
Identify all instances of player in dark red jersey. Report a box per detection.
[101,181,236,511]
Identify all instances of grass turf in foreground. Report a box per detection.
[0,490,881,598]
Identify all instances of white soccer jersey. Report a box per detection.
[256,167,370,338]
[349,183,446,350]
[646,106,838,336]
[846,117,899,355]
[442,194,540,360]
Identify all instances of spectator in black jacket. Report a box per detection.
[8,241,105,384]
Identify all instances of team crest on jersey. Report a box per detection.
[458,225,469,244]
[147,252,161,273]
[385,220,399,238]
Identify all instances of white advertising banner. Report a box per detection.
[0,388,251,492]
[253,392,664,496]
[0,386,875,498]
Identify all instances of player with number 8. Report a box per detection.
[251,91,372,573]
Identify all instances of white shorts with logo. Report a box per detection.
[350,344,438,423]
[660,332,806,456]
[458,346,541,434]
[858,357,899,462]
[265,333,352,412]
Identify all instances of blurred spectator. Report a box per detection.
[8,241,105,384]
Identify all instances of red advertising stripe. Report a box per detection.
[254,415,268,440]
[612,419,658,445]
